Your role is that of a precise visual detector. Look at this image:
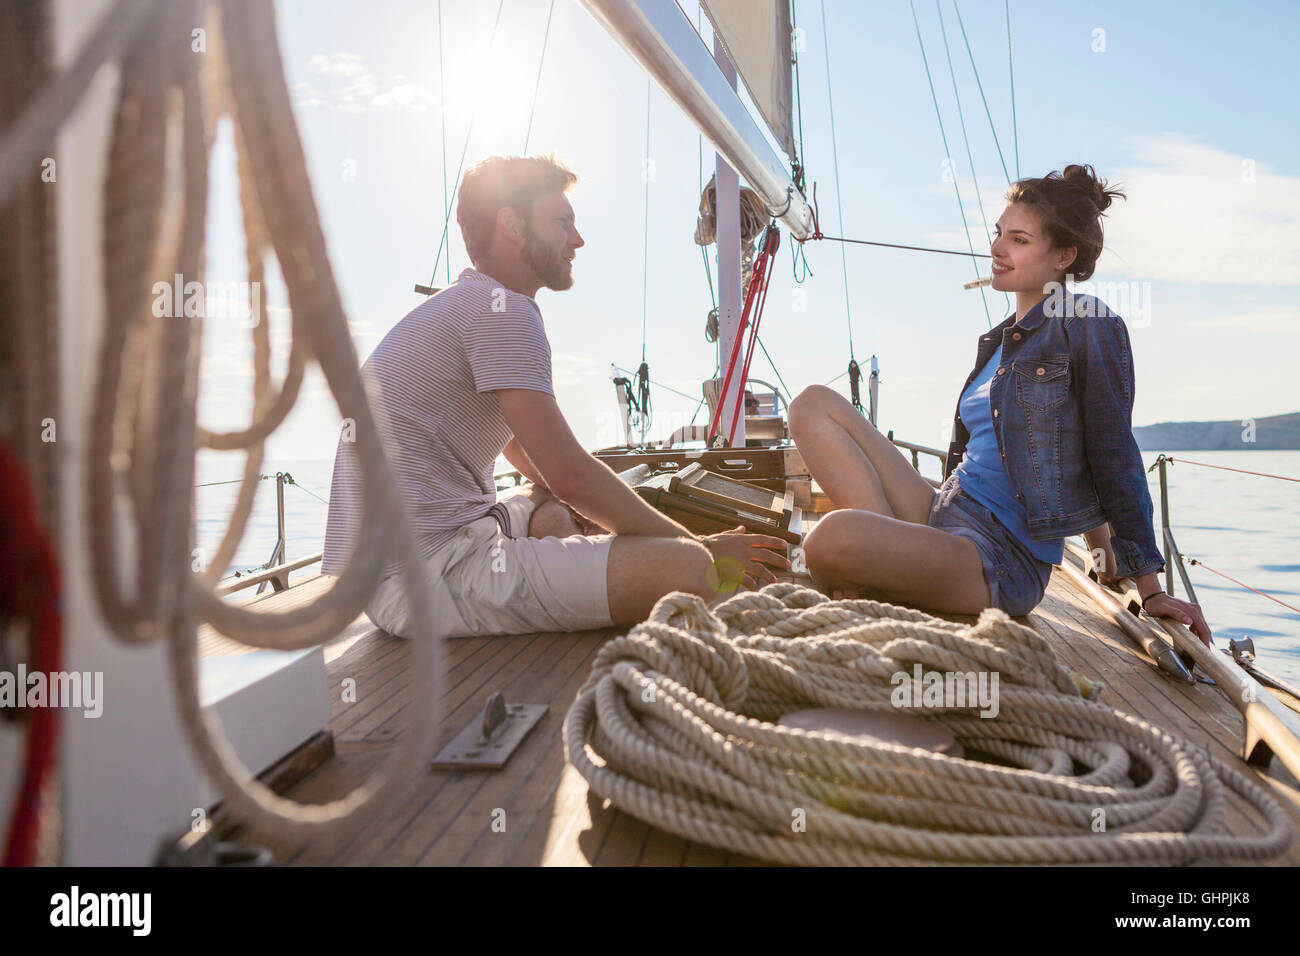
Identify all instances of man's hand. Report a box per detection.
[700,525,791,590]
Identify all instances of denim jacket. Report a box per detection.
[942,291,1166,580]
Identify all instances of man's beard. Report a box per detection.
[522,225,573,291]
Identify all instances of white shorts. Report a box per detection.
[364,493,615,639]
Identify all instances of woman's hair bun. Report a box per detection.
[1061,163,1124,213]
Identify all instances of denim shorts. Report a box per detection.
[926,472,1052,617]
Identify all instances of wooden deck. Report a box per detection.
[214,552,1300,867]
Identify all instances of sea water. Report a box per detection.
[195,449,1300,683]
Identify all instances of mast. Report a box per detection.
[579,0,809,448]
[712,37,744,448]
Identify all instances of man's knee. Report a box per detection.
[527,496,581,538]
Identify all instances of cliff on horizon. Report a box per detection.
[1133,411,1300,450]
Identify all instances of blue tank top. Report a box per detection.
[953,344,1064,566]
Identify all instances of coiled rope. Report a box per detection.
[564,583,1293,865]
[0,0,444,844]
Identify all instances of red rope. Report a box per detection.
[1166,456,1299,484]
[0,440,62,867]
[1188,559,1300,616]
[708,226,781,447]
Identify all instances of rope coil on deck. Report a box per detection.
[564,583,1294,865]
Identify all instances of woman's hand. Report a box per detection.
[1142,592,1213,648]
[700,525,791,591]
[1095,568,1125,589]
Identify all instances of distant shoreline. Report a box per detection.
[1133,411,1300,451]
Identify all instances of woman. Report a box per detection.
[789,164,1211,645]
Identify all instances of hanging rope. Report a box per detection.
[0,0,448,844]
[694,173,769,289]
[564,584,1293,865]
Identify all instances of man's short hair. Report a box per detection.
[456,155,578,266]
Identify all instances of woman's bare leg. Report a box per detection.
[788,384,936,524]
[802,508,991,614]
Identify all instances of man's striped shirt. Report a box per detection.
[321,268,554,579]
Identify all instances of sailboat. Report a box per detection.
[2,0,1299,868]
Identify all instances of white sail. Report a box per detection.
[579,0,813,238]
[700,0,796,161]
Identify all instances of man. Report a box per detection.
[322,154,788,639]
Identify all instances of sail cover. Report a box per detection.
[700,0,796,161]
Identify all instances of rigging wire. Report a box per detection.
[952,0,1010,184]
[789,2,813,282]
[754,334,795,406]
[937,0,991,245]
[522,0,557,154]
[909,0,993,329]
[812,234,990,258]
[612,365,698,404]
[634,80,654,439]
[790,0,808,191]
[438,0,449,284]
[640,79,651,365]
[818,0,856,360]
[1007,0,1019,180]
[936,0,1006,318]
[948,0,1015,315]
[427,0,507,289]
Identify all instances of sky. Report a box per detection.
[198,0,1300,473]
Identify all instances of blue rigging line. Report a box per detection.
[1007,0,1019,179]
[523,0,557,154]
[952,0,1010,185]
[909,0,993,329]
[819,0,856,358]
[438,0,449,285]
[428,0,507,288]
[640,79,651,364]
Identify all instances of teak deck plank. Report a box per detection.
[235,560,1300,867]
[421,634,613,868]
[388,632,580,865]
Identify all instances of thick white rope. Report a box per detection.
[0,0,444,843]
[565,583,1294,865]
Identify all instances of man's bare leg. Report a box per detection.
[604,535,717,628]
[507,483,712,627]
